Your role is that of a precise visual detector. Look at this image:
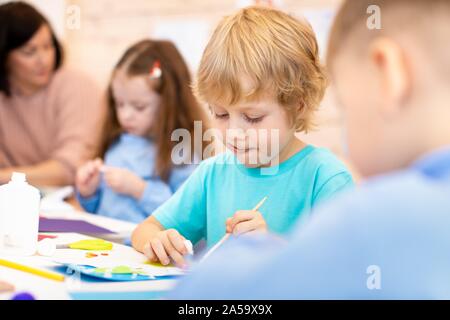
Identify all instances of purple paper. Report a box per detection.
[39,217,116,235]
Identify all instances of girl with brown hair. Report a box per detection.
[75,39,208,223]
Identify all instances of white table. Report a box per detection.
[0,212,179,300]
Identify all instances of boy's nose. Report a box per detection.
[227,117,247,133]
[226,127,246,141]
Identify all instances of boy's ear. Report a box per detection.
[369,37,412,119]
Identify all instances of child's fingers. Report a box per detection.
[85,162,99,180]
[150,238,170,265]
[87,161,97,172]
[225,218,233,233]
[76,161,101,195]
[229,210,257,232]
[78,163,91,179]
[143,241,157,262]
[167,229,187,255]
[232,220,259,235]
[89,165,100,178]
[78,165,95,185]
[76,167,88,184]
[160,235,186,267]
[93,158,103,168]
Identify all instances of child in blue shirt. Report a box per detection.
[170,1,450,299]
[75,40,208,223]
[131,7,354,267]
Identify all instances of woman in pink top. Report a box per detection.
[0,2,104,186]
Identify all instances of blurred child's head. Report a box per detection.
[327,0,450,177]
[102,40,208,180]
[111,63,160,137]
[194,6,327,167]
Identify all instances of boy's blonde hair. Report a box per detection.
[194,6,327,132]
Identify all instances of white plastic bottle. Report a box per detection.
[0,172,41,256]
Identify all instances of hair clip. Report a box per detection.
[149,60,162,79]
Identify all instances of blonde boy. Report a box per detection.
[132,6,353,267]
[171,0,450,299]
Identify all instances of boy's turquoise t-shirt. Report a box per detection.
[152,145,354,247]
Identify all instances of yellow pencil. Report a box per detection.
[200,196,268,262]
[0,258,65,282]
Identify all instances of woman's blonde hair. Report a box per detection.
[194,6,327,132]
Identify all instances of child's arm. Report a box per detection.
[132,216,189,267]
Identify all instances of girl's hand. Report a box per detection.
[142,229,189,267]
[226,210,268,235]
[76,158,103,197]
[102,166,146,199]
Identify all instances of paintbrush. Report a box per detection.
[200,196,268,263]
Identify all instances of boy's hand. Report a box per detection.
[142,229,189,267]
[102,166,146,199]
[226,210,268,235]
[76,158,103,197]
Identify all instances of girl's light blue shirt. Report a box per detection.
[77,133,197,223]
